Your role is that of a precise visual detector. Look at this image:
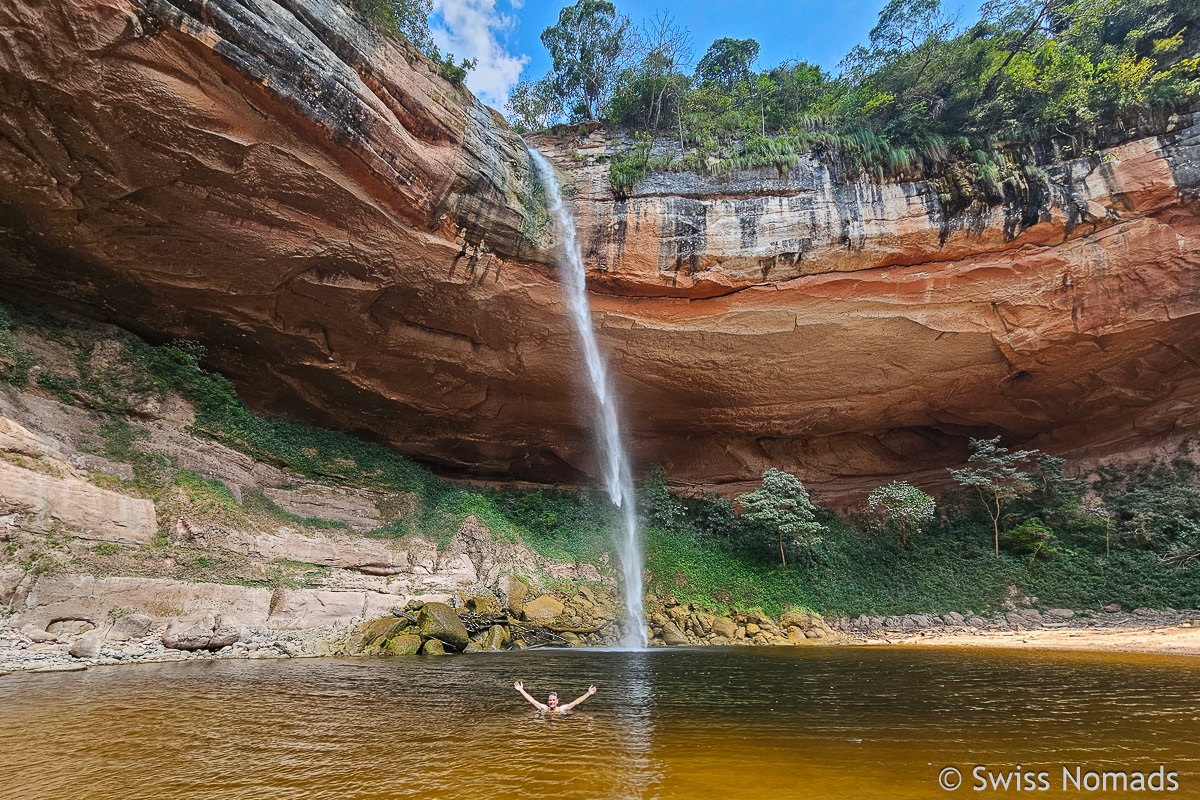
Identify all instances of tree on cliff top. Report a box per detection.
[868,481,936,547]
[540,0,636,121]
[736,469,825,566]
[949,437,1040,554]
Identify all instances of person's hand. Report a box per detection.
[514,681,524,691]
[587,685,597,695]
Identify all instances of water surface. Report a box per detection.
[2,647,1198,799]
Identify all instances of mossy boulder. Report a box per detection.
[421,638,447,655]
[417,602,470,650]
[348,616,412,654]
[473,624,510,651]
[380,634,423,655]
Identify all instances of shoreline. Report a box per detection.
[4,618,1199,676]
[858,623,1200,655]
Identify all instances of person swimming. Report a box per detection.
[514,681,596,713]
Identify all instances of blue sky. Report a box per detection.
[429,0,985,110]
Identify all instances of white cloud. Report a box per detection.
[431,0,529,110]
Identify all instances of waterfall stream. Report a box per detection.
[529,149,647,649]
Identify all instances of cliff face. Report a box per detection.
[2,0,1200,497]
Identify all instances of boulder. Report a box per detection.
[348,616,413,653]
[474,624,510,651]
[522,595,565,622]
[463,642,482,653]
[209,625,244,649]
[417,603,471,651]
[69,633,103,659]
[381,634,423,655]
[561,632,581,647]
[710,616,738,639]
[462,594,503,615]
[106,612,153,641]
[661,621,688,646]
[421,639,447,655]
[1104,603,1123,613]
[1045,608,1075,619]
[20,624,55,643]
[1133,607,1158,617]
[162,614,216,651]
[498,574,529,618]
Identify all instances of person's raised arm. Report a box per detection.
[559,685,597,712]
[514,681,549,711]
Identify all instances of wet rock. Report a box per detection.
[417,603,471,651]
[561,632,581,647]
[522,595,565,623]
[463,642,483,653]
[420,639,447,656]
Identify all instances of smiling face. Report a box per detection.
[547,693,558,709]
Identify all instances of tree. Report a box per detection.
[695,38,760,89]
[868,481,936,546]
[353,0,437,57]
[635,12,693,131]
[540,0,635,121]
[736,468,825,565]
[505,78,559,132]
[948,437,1039,554]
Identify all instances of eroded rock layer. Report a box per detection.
[1,0,1200,496]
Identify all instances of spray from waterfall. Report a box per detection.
[528,148,647,649]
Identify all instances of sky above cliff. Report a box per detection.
[430,0,984,110]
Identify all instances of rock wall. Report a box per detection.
[1,0,1199,496]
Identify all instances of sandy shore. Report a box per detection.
[861,623,1200,655]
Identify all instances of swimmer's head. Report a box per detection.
[547,691,558,709]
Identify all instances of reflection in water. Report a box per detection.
[614,650,659,799]
[1,647,1199,800]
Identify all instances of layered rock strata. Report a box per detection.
[0,0,1198,495]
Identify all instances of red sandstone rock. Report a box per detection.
[1,0,1199,498]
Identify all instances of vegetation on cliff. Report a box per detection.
[505,0,1199,198]
[3,301,1197,616]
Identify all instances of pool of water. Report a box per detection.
[2,646,1198,799]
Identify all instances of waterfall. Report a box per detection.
[528,148,647,649]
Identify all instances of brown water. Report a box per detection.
[1,647,1198,799]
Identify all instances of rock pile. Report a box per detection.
[645,596,837,647]
[344,580,627,656]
